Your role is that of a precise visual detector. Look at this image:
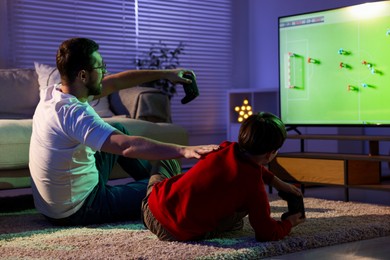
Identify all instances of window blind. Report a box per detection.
[7,0,136,72]
[137,0,232,136]
[7,0,232,139]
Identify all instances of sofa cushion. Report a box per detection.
[89,98,115,118]
[104,117,187,145]
[0,119,32,169]
[0,69,40,119]
[0,117,188,170]
[34,62,61,89]
[34,62,115,118]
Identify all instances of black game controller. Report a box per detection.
[278,191,305,220]
[181,73,199,104]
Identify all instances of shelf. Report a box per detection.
[287,134,390,141]
[278,152,390,162]
[227,88,278,141]
[270,134,390,201]
[348,182,390,191]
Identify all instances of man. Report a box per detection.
[29,37,218,226]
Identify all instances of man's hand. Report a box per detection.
[182,144,220,159]
[286,212,305,227]
[105,133,219,161]
[165,69,195,85]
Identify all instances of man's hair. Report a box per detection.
[238,112,287,155]
[56,38,99,84]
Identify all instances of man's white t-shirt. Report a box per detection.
[29,84,117,219]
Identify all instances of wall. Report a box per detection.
[231,0,250,89]
[245,0,380,90]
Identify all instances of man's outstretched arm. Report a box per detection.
[101,131,219,160]
[96,69,194,99]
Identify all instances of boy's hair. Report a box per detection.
[238,112,287,155]
[56,37,99,84]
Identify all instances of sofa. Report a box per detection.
[0,62,188,190]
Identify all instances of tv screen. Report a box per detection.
[279,1,390,127]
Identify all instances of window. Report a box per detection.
[7,0,136,72]
[137,0,232,136]
[7,0,232,140]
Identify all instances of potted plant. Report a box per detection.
[135,40,185,98]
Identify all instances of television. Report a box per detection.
[278,1,390,127]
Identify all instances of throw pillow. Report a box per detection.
[34,61,61,90]
[34,62,114,118]
[0,68,40,119]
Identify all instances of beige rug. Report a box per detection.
[1,194,390,259]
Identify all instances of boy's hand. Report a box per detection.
[272,176,303,197]
[282,183,302,197]
[286,212,305,227]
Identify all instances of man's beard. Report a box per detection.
[85,81,102,96]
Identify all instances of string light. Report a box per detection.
[234,98,253,122]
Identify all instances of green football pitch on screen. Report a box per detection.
[279,1,390,126]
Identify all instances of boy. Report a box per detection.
[142,112,305,242]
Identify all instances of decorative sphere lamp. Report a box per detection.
[234,98,253,122]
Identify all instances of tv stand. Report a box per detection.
[286,126,302,135]
[269,134,390,201]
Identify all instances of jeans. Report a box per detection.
[46,122,151,226]
[141,159,182,241]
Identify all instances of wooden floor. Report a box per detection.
[264,236,390,260]
[265,185,390,259]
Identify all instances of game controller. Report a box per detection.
[278,190,305,220]
[181,73,199,104]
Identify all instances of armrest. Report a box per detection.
[109,87,172,123]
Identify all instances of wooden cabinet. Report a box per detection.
[269,134,390,201]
